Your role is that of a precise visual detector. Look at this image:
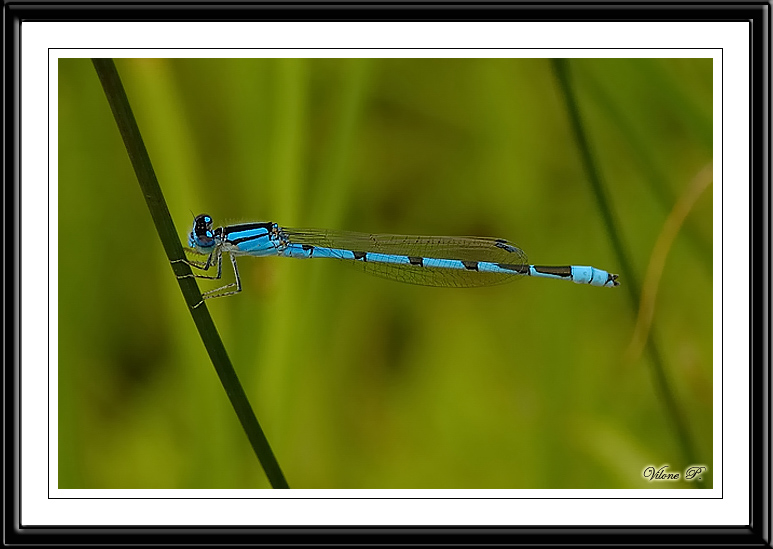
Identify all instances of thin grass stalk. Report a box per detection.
[580,68,712,272]
[91,58,289,489]
[551,58,700,471]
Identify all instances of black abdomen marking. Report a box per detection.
[353,251,367,260]
[497,263,529,274]
[462,261,479,271]
[409,256,424,266]
[533,265,572,278]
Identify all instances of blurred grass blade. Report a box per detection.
[551,59,638,296]
[627,163,713,362]
[580,68,713,272]
[551,59,700,470]
[91,58,289,489]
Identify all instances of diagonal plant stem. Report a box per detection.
[580,69,712,272]
[91,58,289,489]
[551,59,699,471]
[627,163,713,363]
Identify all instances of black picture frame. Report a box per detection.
[6,2,767,545]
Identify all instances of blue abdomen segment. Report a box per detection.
[529,265,618,287]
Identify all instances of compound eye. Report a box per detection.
[194,213,213,231]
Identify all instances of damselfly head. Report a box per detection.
[189,213,216,251]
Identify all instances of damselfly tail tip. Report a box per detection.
[609,273,620,287]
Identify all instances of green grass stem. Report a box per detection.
[91,58,289,489]
[551,59,700,471]
[580,67,712,272]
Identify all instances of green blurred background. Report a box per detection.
[58,58,712,489]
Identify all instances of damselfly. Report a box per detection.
[176,214,619,307]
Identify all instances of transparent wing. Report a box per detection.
[281,227,529,288]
